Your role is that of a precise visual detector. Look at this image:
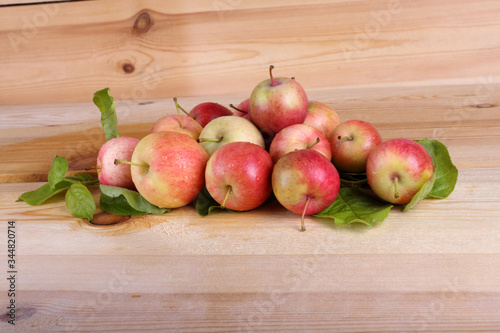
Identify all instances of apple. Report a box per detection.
[366,138,434,204]
[230,98,252,122]
[272,149,340,231]
[116,131,209,208]
[249,65,309,135]
[205,142,273,211]
[96,136,139,190]
[198,115,265,156]
[303,101,341,140]
[175,99,233,127]
[269,124,332,164]
[330,120,382,173]
[149,98,203,140]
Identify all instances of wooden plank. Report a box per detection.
[1,0,500,105]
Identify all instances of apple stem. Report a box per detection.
[198,137,223,143]
[229,103,248,114]
[173,97,194,119]
[301,195,312,232]
[291,77,295,80]
[394,176,400,199]
[85,165,102,171]
[337,136,354,141]
[114,159,149,170]
[307,137,321,149]
[269,65,277,86]
[221,186,232,209]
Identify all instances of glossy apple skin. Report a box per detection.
[205,142,273,211]
[330,120,382,173]
[150,114,203,140]
[198,116,265,156]
[97,136,139,190]
[272,149,340,216]
[249,77,308,135]
[130,131,209,208]
[232,98,252,122]
[366,138,434,204]
[189,102,233,127]
[303,101,341,140]
[269,124,332,164]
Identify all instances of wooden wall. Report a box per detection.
[1,0,500,105]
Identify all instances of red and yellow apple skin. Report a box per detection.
[303,101,341,140]
[249,77,308,136]
[130,131,209,209]
[272,149,340,216]
[97,136,139,190]
[149,114,203,140]
[269,124,332,164]
[366,138,434,204]
[189,102,233,127]
[205,142,273,211]
[330,120,382,173]
[232,98,252,122]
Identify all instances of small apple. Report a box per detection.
[272,149,340,231]
[230,98,252,122]
[366,138,434,204]
[149,98,203,140]
[175,99,233,127]
[249,65,309,135]
[116,131,209,208]
[303,101,341,140]
[205,142,273,211]
[198,115,265,156]
[330,120,382,173]
[269,124,332,164]
[96,136,139,190]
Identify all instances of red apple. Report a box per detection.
[188,102,233,127]
[118,131,209,208]
[366,138,434,204]
[272,149,340,231]
[230,98,252,122]
[330,120,382,173]
[205,142,273,211]
[303,101,341,140]
[269,124,332,164]
[96,136,139,190]
[249,65,309,135]
[149,98,203,140]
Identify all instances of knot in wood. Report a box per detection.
[134,12,152,34]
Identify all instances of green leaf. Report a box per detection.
[93,88,120,141]
[65,173,99,185]
[65,183,96,221]
[17,180,73,206]
[416,139,458,199]
[314,187,393,226]
[195,186,229,216]
[47,155,69,189]
[99,185,170,215]
[401,173,436,212]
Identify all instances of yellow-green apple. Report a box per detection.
[366,138,434,204]
[269,124,332,164]
[249,65,308,135]
[116,131,209,208]
[205,142,273,211]
[230,98,252,122]
[272,149,340,231]
[330,120,382,173]
[198,116,265,156]
[149,98,203,140]
[303,101,341,140]
[96,136,139,190]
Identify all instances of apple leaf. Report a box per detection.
[47,154,68,189]
[401,172,436,212]
[99,185,170,215]
[93,88,120,141]
[416,139,458,199]
[195,186,227,216]
[314,186,393,226]
[65,183,96,221]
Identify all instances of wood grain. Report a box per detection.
[2,0,500,105]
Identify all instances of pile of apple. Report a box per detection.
[98,66,433,231]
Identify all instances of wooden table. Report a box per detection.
[1,83,499,332]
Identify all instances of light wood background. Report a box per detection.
[1,0,500,332]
